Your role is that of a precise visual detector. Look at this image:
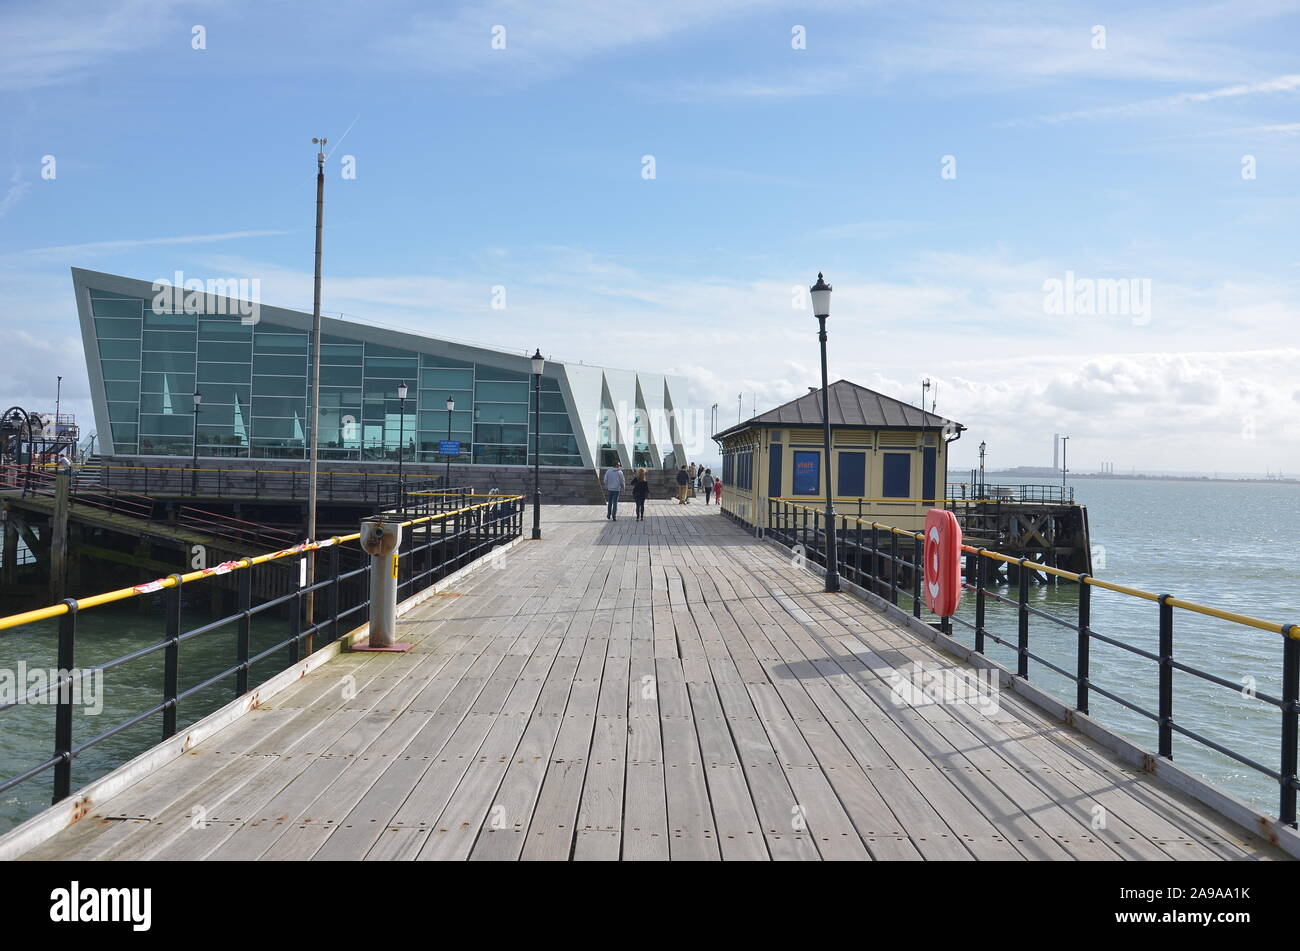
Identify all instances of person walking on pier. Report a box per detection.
[701,468,715,504]
[603,461,626,520]
[632,467,650,521]
[675,465,690,504]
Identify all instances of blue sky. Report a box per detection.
[2,0,1299,473]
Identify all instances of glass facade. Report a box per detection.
[88,289,584,466]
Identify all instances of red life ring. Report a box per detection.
[923,509,963,617]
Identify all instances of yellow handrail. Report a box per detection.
[0,495,524,633]
[771,499,1299,639]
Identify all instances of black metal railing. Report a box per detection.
[372,480,474,516]
[767,497,1300,828]
[89,462,462,506]
[3,464,322,553]
[945,482,1075,504]
[0,494,523,808]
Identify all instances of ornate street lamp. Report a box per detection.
[191,391,202,496]
[445,395,455,502]
[396,381,408,513]
[530,348,544,539]
[810,273,839,593]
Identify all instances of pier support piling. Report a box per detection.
[49,470,70,602]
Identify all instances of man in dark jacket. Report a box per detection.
[675,465,690,504]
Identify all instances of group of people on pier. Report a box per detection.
[601,461,718,521]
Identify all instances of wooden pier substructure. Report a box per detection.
[0,492,296,605]
[954,501,1092,585]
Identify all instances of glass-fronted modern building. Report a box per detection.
[73,268,690,468]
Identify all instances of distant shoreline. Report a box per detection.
[950,470,1300,488]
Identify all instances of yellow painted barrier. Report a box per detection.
[771,499,1299,639]
[0,495,523,633]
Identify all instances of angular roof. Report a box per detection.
[715,379,960,438]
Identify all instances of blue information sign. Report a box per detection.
[792,450,821,496]
[438,440,461,456]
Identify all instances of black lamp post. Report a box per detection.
[978,440,987,495]
[396,381,408,513]
[445,396,455,500]
[810,273,839,593]
[191,391,202,496]
[530,348,544,539]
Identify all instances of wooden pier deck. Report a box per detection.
[17,502,1288,861]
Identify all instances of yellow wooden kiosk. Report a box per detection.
[715,380,964,532]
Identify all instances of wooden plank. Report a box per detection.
[623,600,669,860]
[656,660,720,860]
[571,609,631,861]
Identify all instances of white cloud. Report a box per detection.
[13,230,294,259]
[0,168,30,217]
[4,231,1298,474]
[0,0,188,93]
[372,0,784,88]
[1006,73,1300,126]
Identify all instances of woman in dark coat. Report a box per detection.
[632,467,651,521]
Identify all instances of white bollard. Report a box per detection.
[354,516,412,652]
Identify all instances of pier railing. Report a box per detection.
[2,464,321,553]
[945,482,1075,504]
[84,462,461,506]
[767,497,1300,828]
[0,493,523,810]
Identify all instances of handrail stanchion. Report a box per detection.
[870,524,879,594]
[288,576,302,666]
[813,511,821,569]
[236,560,252,695]
[1281,627,1298,827]
[328,543,341,644]
[855,521,863,586]
[889,532,899,606]
[1159,594,1174,759]
[163,574,183,739]
[1076,574,1091,714]
[424,516,433,590]
[52,599,77,804]
[974,550,986,654]
[912,535,922,618]
[1017,560,1030,679]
